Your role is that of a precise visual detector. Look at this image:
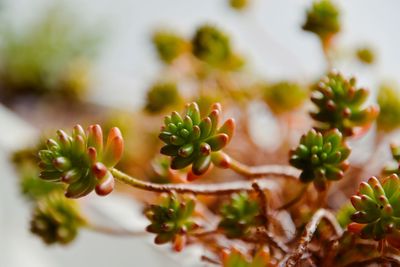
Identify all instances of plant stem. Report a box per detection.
[278,184,308,210]
[228,155,300,178]
[111,166,298,195]
[279,209,343,267]
[87,223,146,237]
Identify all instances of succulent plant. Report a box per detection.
[159,102,235,177]
[302,0,340,41]
[263,81,307,115]
[218,192,264,238]
[152,31,187,64]
[221,248,270,267]
[290,129,350,191]
[30,192,86,244]
[377,84,400,132]
[145,82,182,113]
[192,25,232,66]
[38,124,124,198]
[229,0,249,10]
[310,71,378,137]
[145,193,198,251]
[356,47,375,65]
[349,175,400,248]
[382,144,400,176]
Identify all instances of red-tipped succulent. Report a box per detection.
[38,124,124,198]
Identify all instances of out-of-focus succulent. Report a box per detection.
[336,202,356,228]
[382,144,400,176]
[289,129,350,191]
[263,81,307,115]
[221,247,270,267]
[348,175,400,248]
[152,31,187,64]
[145,82,182,113]
[38,124,124,198]
[218,192,264,238]
[145,193,198,251]
[377,84,400,132]
[159,102,235,177]
[30,192,86,245]
[0,7,99,101]
[356,47,375,65]
[310,71,378,137]
[229,0,249,10]
[192,25,238,68]
[302,0,340,42]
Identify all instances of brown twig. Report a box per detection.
[344,254,400,267]
[87,223,146,237]
[279,209,343,267]
[278,184,308,210]
[111,167,298,195]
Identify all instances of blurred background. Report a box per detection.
[1,0,400,266]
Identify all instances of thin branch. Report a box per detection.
[279,209,343,267]
[86,223,146,237]
[111,167,298,195]
[252,181,268,222]
[228,156,300,179]
[278,184,308,210]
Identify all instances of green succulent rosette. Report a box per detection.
[302,0,340,41]
[38,124,124,198]
[30,192,86,245]
[159,102,235,177]
[382,144,400,176]
[310,71,378,137]
[377,84,400,132]
[349,175,400,248]
[218,192,264,238]
[152,31,187,64]
[263,81,307,115]
[192,25,243,70]
[145,193,198,251]
[356,47,375,65]
[145,82,182,113]
[289,129,350,191]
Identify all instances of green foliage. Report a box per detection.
[356,47,375,65]
[152,31,187,64]
[221,248,270,267]
[302,0,340,40]
[145,193,198,251]
[290,129,350,191]
[38,124,124,198]
[310,71,378,137]
[30,192,86,245]
[336,202,356,228]
[377,84,400,132]
[192,25,243,70]
[145,82,182,113]
[159,102,235,176]
[229,0,249,10]
[350,175,400,247]
[0,6,100,100]
[263,81,307,115]
[218,192,264,238]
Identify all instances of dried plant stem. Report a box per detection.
[344,254,400,267]
[111,166,298,195]
[278,184,308,210]
[279,209,343,267]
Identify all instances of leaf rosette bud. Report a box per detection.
[38,124,124,198]
[159,102,235,177]
[310,71,378,137]
[145,193,198,251]
[349,175,400,248]
[290,129,350,191]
